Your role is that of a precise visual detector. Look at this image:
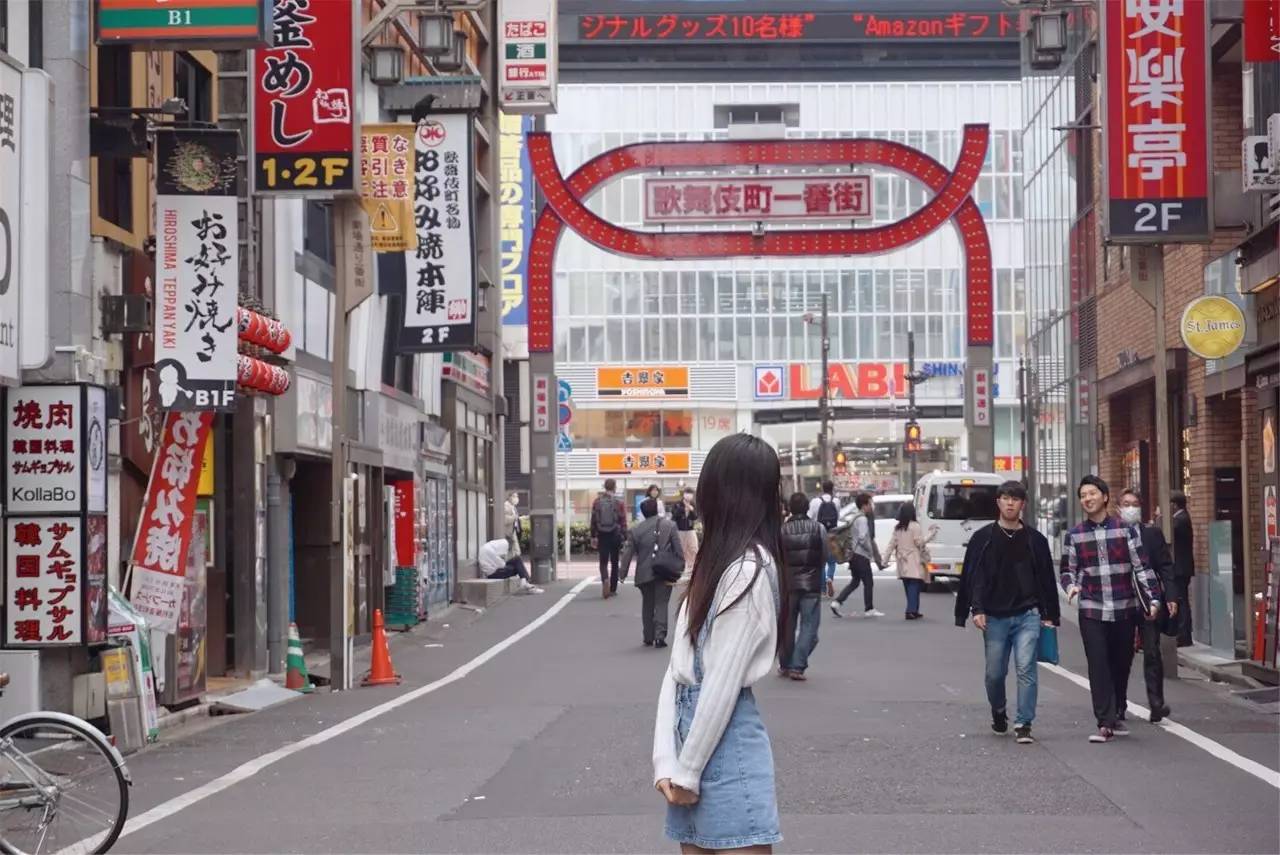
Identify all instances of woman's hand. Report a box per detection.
[656,779,699,806]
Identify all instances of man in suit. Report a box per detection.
[1118,489,1178,722]
[1170,491,1194,646]
[620,498,682,648]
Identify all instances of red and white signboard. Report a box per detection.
[971,368,992,427]
[5,516,83,646]
[129,411,214,634]
[1244,0,1280,62]
[251,0,358,194]
[644,174,872,225]
[499,0,559,114]
[1101,0,1211,243]
[532,373,551,432]
[4,385,108,514]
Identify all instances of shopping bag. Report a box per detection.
[1037,625,1060,665]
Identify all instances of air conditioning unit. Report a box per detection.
[1268,114,1280,176]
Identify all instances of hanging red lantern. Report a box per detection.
[236,307,293,354]
[236,355,291,396]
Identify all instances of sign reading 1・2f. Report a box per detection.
[251,0,359,195]
[1101,0,1212,243]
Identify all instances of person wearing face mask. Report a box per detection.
[1117,489,1179,723]
[641,483,667,522]
[671,488,700,568]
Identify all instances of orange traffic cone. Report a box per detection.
[362,609,402,687]
[285,623,313,693]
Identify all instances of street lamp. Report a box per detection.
[367,45,405,85]
[418,13,456,56]
[803,293,832,484]
[434,29,469,72]
[1029,10,1068,69]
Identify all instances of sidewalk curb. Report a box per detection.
[1176,648,1264,690]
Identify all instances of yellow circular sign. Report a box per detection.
[1180,296,1246,360]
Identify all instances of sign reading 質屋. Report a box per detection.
[1101,0,1211,243]
[399,115,478,353]
[499,0,559,114]
[644,174,872,226]
[360,124,416,252]
[3,385,108,515]
[0,60,21,386]
[597,366,690,398]
[129,411,214,634]
[252,0,358,194]
[154,128,240,412]
[95,0,269,48]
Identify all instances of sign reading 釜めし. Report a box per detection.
[95,0,269,47]
[360,124,416,252]
[154,128,240,412]
[499,0,559,114]
[1101,0,1211,242]
[252,0,358,194]
[5,516,84,646]
[4,385,108,515]
[644,174,872,226]
[0,60,21,385]
[597,452,691,477]
[1180,295,1247,360]
[129,411,214,634]
[399,115,478,353]
[597,367,690,398]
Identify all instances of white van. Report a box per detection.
[911,471,1005,587]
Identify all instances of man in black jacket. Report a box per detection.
[781,492,828,680]
[619,499,681,648]
[1118,489,1179,722]
[955,481,1061,744]
[1170,492,1194,645]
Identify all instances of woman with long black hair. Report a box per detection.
[653,434,790,853]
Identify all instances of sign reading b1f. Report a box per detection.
[1101,0,1212,243]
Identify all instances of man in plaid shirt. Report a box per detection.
[1061,475,1162,743]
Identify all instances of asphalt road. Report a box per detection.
[113,572,1279,854]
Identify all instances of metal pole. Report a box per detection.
[907,330,918,490]
[329,202,349,692]
[266,462,290,674]
[819,292,830,485]
[1019,356,1029,486]
[562,459,571,560]
[1152,250,1173,543]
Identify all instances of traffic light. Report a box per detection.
[834,446,847,475]
[904,421,923,454]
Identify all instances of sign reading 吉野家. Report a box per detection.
[4,516,84,646]
[0,60,21,386]
[500,114,535,358]
[499,0,559,114]
[154,128,239,412]
[399,115,478,353]
[597,366,690,398]
[1101,0,1211,243]
[643,174,872,225]
[360,124,416,253]
[597,452,691,477]
[129,411,214,634]
[3,385,107,515]
[95,0,269,48]
[252,0,358,194]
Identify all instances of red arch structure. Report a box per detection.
[524,124,993,354]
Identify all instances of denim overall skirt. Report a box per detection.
[665,570,783,850]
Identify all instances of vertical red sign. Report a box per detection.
[1102,0,1211,243]
[1244,0,1280,62]
[252,0,358,194]
[392,481,415,568]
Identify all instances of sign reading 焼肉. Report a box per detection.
[644,174,872,225]
[3,385,108,515]
[1101,0,1211,243]
[399,115,478,353]
[252,0,358,194]
[129,411,214,634]
[154,128,240,411]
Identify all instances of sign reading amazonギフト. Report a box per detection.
[1180,295,1247,360]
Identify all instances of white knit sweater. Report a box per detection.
[652,551,779,794]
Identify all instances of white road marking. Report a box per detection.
[1041,662,1280,790]
[105,577,594,845]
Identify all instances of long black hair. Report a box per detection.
[895,503,917,531]
[683,434,790,651]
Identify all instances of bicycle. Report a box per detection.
[0,673,131,854]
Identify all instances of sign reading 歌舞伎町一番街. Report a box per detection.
[1101,0,1212,243]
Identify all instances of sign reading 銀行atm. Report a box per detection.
[96,0,270,48]
[1101,0,1211,243]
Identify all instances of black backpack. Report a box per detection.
[817,499,839,531]
[595,496,619,533]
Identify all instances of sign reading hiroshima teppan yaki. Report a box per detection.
[399,114,478,353]
[154,128,240,412]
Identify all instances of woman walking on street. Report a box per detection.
[653,433,789,853]
[886,505,938,620]
[672,488,700,568]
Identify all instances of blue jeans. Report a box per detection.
[785,593,821,672]
[983,609,1041,726]
[824,558,837,584]
[901,578,922,615]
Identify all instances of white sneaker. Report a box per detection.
[863,609,885,618]
[526,586,545,595]
[829,601,845,618]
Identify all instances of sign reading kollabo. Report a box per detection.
[1180,295,1247,360]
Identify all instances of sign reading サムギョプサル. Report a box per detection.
[1101,0,1211,243]
[154,128,240,412]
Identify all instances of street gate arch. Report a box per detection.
[526,125,996,470]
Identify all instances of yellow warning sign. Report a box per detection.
[372,202,399,233]
[360,124,418,253]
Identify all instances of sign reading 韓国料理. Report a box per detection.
[251,0,358,195]
[4,516,83,646]
[1101,0,1212,243]
[3,385,108,515]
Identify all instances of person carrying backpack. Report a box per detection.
[808,481,841,595]
[591,479,628,599]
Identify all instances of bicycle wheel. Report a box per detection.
[0,716,128,855]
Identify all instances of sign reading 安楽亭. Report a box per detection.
[1180,295,1247,360]
[597,367,689,398]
